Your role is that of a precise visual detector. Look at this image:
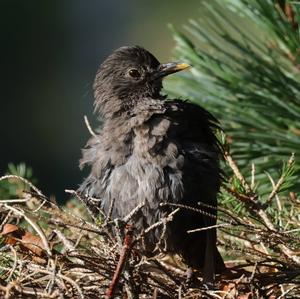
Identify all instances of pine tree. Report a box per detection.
[166,0,300,194]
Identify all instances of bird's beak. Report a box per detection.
[154,62,190,79]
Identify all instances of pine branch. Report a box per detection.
[167,0,300,193]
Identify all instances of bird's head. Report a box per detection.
[93,46,190,117]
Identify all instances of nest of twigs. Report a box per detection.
[0,153,300,298]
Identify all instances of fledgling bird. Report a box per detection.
[79,46,225,282]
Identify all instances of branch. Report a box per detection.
[105,225,134,299]
[84,115,97,137]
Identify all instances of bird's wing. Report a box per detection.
[165,99,222,156]
[164,99,223,189]
[157,100,225,277]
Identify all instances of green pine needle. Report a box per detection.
[167,0,300,194]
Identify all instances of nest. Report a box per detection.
[0,153,300,298]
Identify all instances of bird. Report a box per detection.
[79,46,225,283]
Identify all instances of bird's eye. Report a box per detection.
[128,69,141,78]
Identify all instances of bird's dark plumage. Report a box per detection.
[79,46,225,282]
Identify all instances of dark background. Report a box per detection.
[0,0,202,200]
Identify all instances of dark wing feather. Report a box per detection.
[162,100,225,277]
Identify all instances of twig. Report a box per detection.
[46,257,57,295]
[53,229,75,253]
[155,215,168,251]
[84,115,97,137]
[266,172,282,211]
[266,153,295,205]
[123,201,145,223]
[278,285,296,299]
[103,201,145,236]
[33,200,47,213]
[7,245,18,281]
[0,211,12,231]
[123,269,138,299]
[104,198,115,224]
[224,153,299,266]
[143,208,180,235]
[160,202,217,220]
[105,225,134,299]
[187,223,231,234]
[151,259,182,286]
[113,218,124,247]
[28,266,84,299]
[48,218,104,235]
[249,261,257,282]
[0,198,31,204]
[0,175,44,197]
[65,189,100,222]
[224,151,251,194]
[251,163,255,190]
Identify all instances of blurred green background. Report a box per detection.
[0,0,203,199]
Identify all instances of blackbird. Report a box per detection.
[79,46,225,282]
